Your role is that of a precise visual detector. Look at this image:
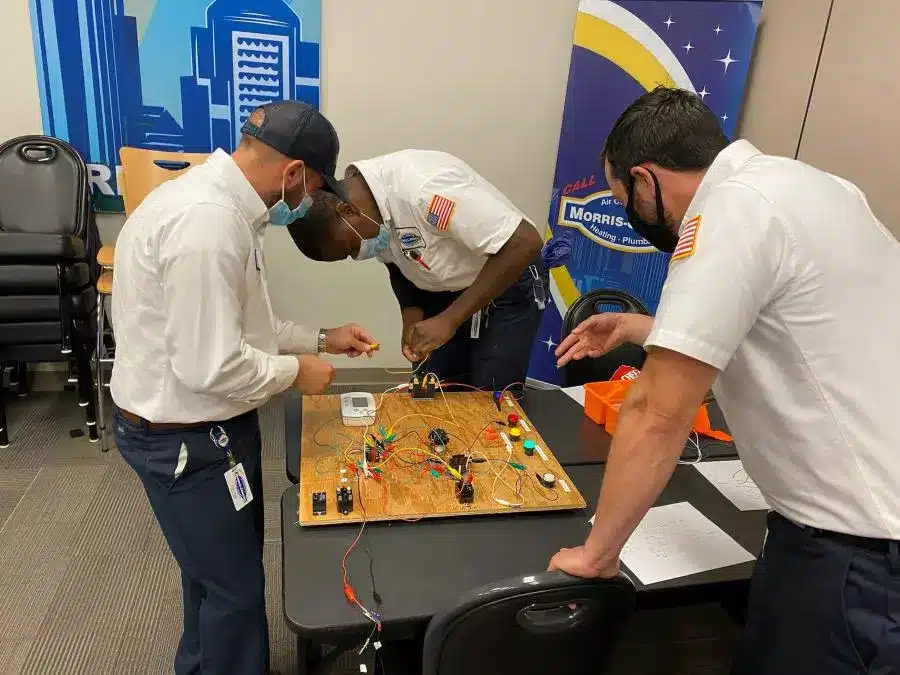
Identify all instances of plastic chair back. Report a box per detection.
[0,136,89,237]
[562,289,651,386]
[119,147,209,215]
[422,572,635,675]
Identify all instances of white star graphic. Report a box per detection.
[714,24,723,35]
[717,50,737,74]
[684,41,694,53]
[663,15,675,29]
[721,112,729,123]
[698,86,710,100]
[542,335,557,351]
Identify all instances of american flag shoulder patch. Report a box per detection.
[671,215,702,262]
[425,194,456,231]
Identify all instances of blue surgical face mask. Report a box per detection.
[268,170,312,226]
[346,214,390,260]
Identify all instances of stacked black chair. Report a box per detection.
[380,571,636,675]
[561,289,651,386]
[0,135,101,447]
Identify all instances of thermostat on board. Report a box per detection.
[340,392,377,427]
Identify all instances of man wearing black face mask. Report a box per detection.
[551,87,900,674]
[620,163,680,253]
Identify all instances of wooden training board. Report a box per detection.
[298,391,587,526]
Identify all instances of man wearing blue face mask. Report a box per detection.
[287,150,546,391]
[110,101,377,675]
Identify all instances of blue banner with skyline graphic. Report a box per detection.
[29,0,321,212]
[527,0,761,386]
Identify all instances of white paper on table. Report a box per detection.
[693,460,769,511]
[561,385,585,406]
[614,502,755,585]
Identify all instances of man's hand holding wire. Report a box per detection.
[326,324,378,358]
[405,315,456,362]
[400,308,425,362]
[555,313,654,367]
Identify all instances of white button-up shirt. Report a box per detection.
[646,140,900,539]
[110,149,317,423]
[350,150,533,292]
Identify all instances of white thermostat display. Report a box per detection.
[340,392,377,427]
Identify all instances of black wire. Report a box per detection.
[365,547,383,606]
[504,381,527,401]
[391,429,429,446]
[530,473,559,502]
[795,0,835,159]
[312,412,349,448]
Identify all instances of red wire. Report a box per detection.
[436,380,526,401]
[436,381,484,392]
[341,475,369,607]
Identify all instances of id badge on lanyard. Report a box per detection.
[530,265,547,310]
[210,426,254,511]
[470,309,482,339]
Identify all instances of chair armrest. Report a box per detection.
[0,233,86,262]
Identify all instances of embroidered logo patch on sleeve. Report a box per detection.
[671,215,702,262]
[426,194,456,231]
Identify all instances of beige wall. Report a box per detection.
[740,0,900,234]
[797,0,900,233]
[2,0,895,371]
[735,0,832,157]
[0,3,41,142]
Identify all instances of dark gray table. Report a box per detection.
[281,461,765,672]
[282,389,736,483]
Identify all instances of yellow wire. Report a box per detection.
[429,373,460,427]
[388,413,463,434]
[384,353,432,376]
[374,383,408,413]
[469,448,525,507]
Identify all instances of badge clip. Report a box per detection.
[530,265,547,310]
[210,425,254,510]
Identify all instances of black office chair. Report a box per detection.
[561,289,650,386]
[381,572,635,675]
[0,135,101,447]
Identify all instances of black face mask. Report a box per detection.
[625,170,678,253]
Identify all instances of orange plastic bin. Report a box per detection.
[583,380,731,440]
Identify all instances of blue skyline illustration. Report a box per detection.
[29,0,322,211]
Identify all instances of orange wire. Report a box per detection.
[340,475,379,627]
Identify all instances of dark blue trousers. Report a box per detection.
[733,512,900,674]
[421,259,548,391]
[114,407,269,675]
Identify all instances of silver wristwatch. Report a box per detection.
[317,328,328,355]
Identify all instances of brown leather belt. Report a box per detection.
[117,408,209,430]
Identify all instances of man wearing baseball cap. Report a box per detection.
[110,101,374,675]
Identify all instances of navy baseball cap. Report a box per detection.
[240,101,347,201]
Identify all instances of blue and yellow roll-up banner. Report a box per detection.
[527,0,761,385]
